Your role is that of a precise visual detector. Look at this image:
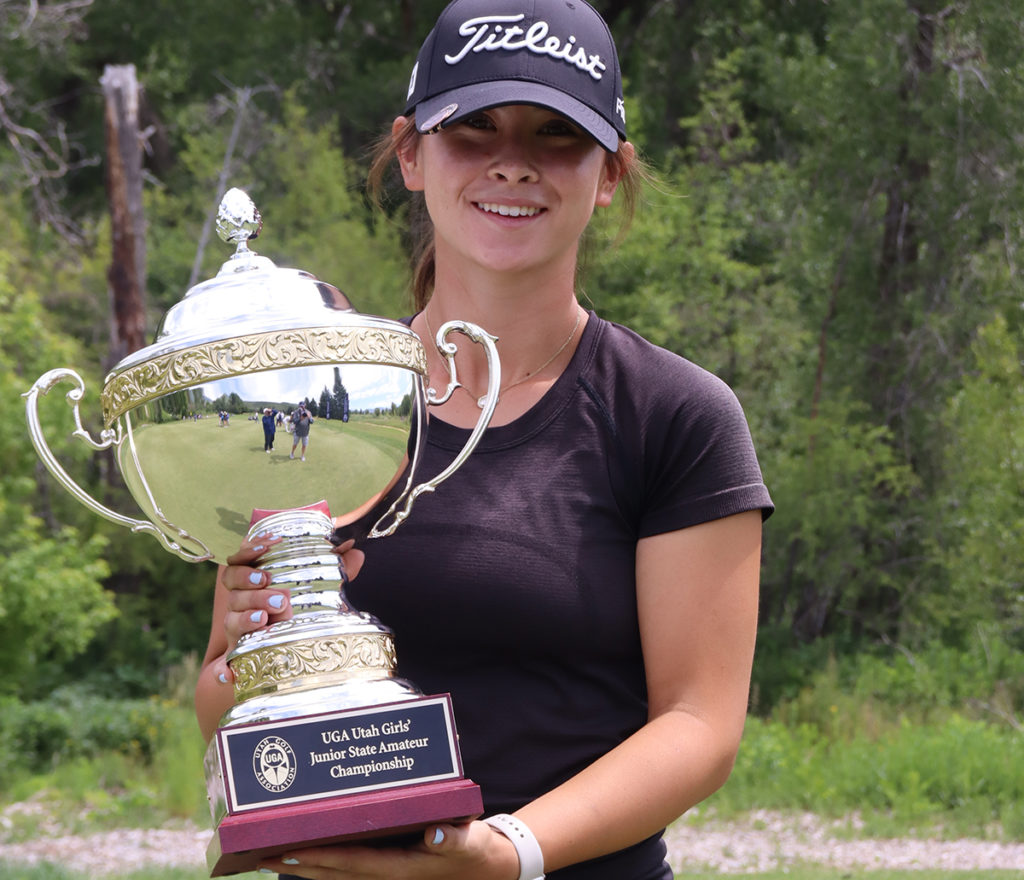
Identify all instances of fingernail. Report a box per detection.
[268,594,285,610]
[250,611,263,623]
[252,545,264,554]
[258,868,273,874]
[249,572,263,585]
[282,857,300,865]
[432,827,445,845]
[217,672,229,684]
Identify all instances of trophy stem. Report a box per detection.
[244,508,355,615]
[222,508,419,720]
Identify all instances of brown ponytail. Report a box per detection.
[367,119,436,311]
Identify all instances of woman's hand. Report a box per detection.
[217,530,289,653]
[211,534,366,681]
[257,819,518,880]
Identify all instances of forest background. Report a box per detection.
[1,0,1023,851]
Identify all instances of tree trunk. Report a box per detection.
[871,5,936,425]
[101,64,147,366]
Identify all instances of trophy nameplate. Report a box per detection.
[206,696,481,875]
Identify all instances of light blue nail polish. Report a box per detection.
[252,545,264,554]
[250,611,263,623]
[432,827,445,845]
[218,672,229,684]
[282,857,300,865]
[268,594,285,610]
[254,530,268,538]
[257,868,273,874]
[249,572,262,585]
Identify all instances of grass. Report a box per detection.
[707,713,1024,840]
[0,868,215,880]
[1,861,1019,880]
[677,872,1023,879]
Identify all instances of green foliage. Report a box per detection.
[1,0,1023,700]
[927,316,1024,639]
[0,687,171,784]
[748,625,839,714]
[761,397,919,641]
[0,524,113,691]
[586,150,806,407]
[254,99,410,318]
[0,197,116,698]
[747,631,1024,827]
[145,94,410,319]
[718,713,1024,836]
[767,634,1024,731]
[0,663,209,824]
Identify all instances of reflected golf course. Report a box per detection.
[120,414,409,560]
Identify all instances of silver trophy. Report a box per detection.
[24,188,499,876]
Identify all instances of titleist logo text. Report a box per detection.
[446,14,607,81]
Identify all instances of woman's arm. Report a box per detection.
[195,563,252,742]
[514,509,762,872]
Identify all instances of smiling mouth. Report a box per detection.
[475,202,543,218]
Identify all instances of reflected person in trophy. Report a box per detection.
[262,408,277,454]
[289,404,314,462]
[197,1,773,879]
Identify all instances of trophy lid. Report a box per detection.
[122,188,362,366]
[100,188,425,426]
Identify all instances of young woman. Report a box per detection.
[196,1,773,878]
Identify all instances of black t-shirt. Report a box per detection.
[348,313,773,879]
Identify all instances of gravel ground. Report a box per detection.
[2,805,1023,877]
[663,810,1024,874]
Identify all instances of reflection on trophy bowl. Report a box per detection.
[24,188,499,876]
[108,319,429,563]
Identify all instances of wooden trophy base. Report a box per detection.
[207,777,482,876]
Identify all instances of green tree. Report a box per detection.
[0,197,115,697]
[928,316,1024,640]
[765,0,1024,643]
[332,367,348,421]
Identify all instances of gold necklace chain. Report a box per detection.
[423,306,582,409]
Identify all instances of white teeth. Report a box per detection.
[477,202,541,217]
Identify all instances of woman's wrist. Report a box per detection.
[483,814,545,880]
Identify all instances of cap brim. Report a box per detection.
[415,81,621,152]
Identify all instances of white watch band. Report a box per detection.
[483,813,545,880]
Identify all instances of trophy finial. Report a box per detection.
[216,187,263,245]
[215,187,275,275]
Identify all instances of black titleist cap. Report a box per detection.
[404,0,626,152]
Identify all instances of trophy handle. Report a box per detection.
[23,368,211,562]
[367,320,500,539]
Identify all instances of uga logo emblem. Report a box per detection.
[252,736,297,793]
